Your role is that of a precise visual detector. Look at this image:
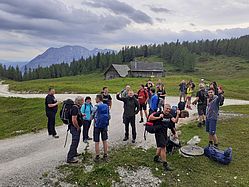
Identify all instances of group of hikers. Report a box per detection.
[45,78,224,171]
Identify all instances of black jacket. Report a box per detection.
[116,94,139,117]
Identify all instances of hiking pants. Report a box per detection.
[67,125,80,161]
[83,120,91,141]
[124,116,136,140]
[46,111,57,136]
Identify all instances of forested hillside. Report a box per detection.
[1,35,249,81]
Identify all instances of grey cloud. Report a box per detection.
[156,18,166,22]
[104,27,249,46]
[0,0,131,41]
[149,7,172,14]
[84,0,153,24]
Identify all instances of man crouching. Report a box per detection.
[149,104,180,171]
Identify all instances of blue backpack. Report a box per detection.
[95,104,109,128]
[204,146,232,165]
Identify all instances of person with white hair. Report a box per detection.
[67,96,84,164]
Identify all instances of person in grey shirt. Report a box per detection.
[206,87,224,147]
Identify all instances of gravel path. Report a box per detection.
[0,82,249,186]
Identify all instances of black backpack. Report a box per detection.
[178,101,186,111]
[60,99,74,125]
[219,94,225,106]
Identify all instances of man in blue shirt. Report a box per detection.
[149,88,159,115]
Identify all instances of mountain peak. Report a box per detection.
[24,45,114,70]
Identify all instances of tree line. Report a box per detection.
[1,35,249,81]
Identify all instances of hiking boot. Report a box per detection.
[67,158,78,164]
[123,137,129,141]
[83,139,88,143]
[53,135,59,138]
[197,122,202,128]
[103,154,108,162]
[75,153,81,157]
[139,118,144,123]
[94,155,100,163]
[163,162,173,172]
[202,121,206,126]
[132,139,136,143]
[154,155,160,163]
[214,144,219,148]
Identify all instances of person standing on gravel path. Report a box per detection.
[45,88,59,138]
[137,84,149,123]
[192,83,207,127]
[92,94,110,162]
[67,96,84,164]
[102,87,112,109]
[81,96,93,143]
[116,90,140,143]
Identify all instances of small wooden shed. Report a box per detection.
[129,61,165,78]
[104,64,130,80]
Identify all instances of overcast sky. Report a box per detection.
[0,0,249,61]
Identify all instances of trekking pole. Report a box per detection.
[64,130,69,148]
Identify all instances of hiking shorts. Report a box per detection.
[155,130,168,148]
[180,91,186,97]
[93,127,108,142]
[197,104,206,115]
[206,119,217,135]
[139,103,147,111]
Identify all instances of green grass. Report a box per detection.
[4,55,249,100]
[0,97,61,139]
[58,105,249,187]
[5,73,195,96]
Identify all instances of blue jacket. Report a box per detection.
[150,94,159,111]
[81,102,93,121]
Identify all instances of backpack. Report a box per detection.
[170,106,178,118]
[95,103,109,128]
[166,137,181,154]
[60,99,74,125]
[219,94,225,106]
[178,101,186,111]
[204,146,232,165]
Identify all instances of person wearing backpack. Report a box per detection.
[206,87,224,147]
[149,88,159,115]
[116,90,140,143]
[192,83,207,127]
[137,84,149,123]
[92,94,110,162]
[81,96,93,143]
[45,88,59,138]
[67,96,84,164]
[148,104,180,172]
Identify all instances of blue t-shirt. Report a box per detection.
[150,94,159,111]
[81,103,93,121]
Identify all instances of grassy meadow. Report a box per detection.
[57,104,249,187]
[4,55,249,100]
[0,97,61,139]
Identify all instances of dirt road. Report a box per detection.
[1,82,249,186]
